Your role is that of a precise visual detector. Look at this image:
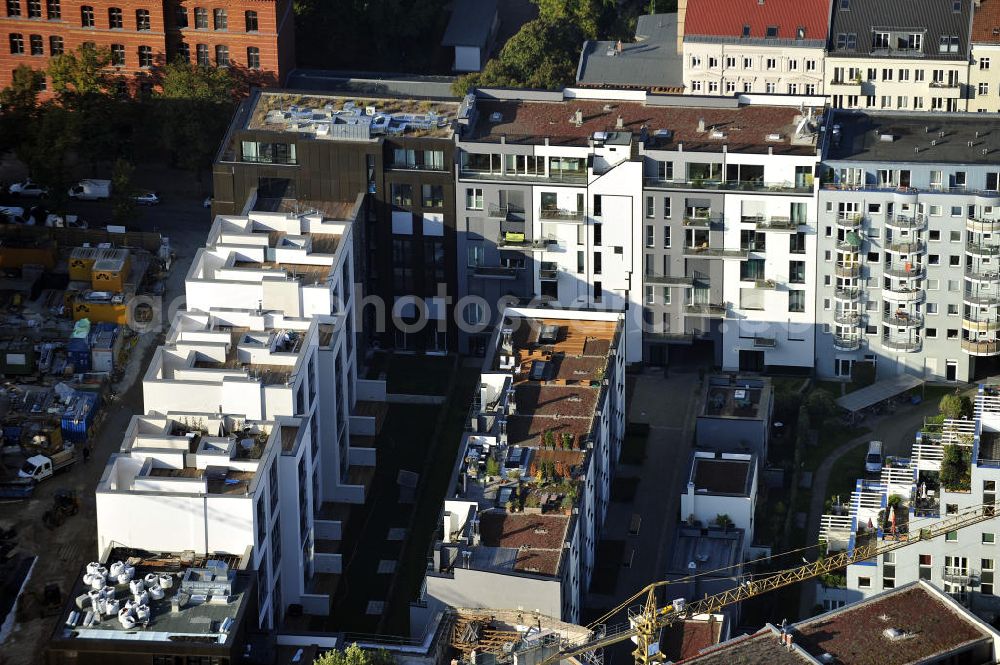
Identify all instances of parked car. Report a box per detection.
[45,214,87,229]
[865,440,884,474]
[68,179,111,200]
[133,190,160,206]
[8,180,48,198]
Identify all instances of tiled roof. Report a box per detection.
[679,631,809,664]
[662,619,724,661]
[683,0,831,41]
[794,585,992,664]
[972,0,1000,43]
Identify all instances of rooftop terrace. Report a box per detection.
[248,91,459,140]
[467,97,819,153]
[701,377,769,419]
[58,552,250,645]
[825,111,1000,165]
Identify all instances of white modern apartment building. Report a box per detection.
[817,384,1000,619]
[680,450,758,551]
[826,0,973,113]
[412,308,626,633]
[97,204,387,629]
[680,0,829,97]
[817,110,1000,382]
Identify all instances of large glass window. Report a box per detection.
[241,141,297,165]
[390,183,413,206]
[422,184,444,208]
[687,162,723,182]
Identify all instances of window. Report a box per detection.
[213,7,226,29]
[576,250,584,273]
[766,25,777,38]
[985,559,995,596]
[981,82,990,96]
[6,0,18,16]
[48,34,62,54]
[662,197,671,219]
[690,55,701,68]
[108,7,122,28]
[245,9,258,32]
[741,24,750,38]
[390,184,412,206]
[691,81,701,92]
[80,4,93,26]
[765,82,775,93]
[27,33,41,54]
[194,7,207,29]
[214,44,228,66]
[742,56,752,69]
[939,35,959,52]
[645,225,654,248]
[175,5,187,28]
[766,57,776,70]
[26,0,37,17]
[421,184,443,208]
[788,290,805,313]
[110,43,124,65]
[984,532,996,545]
[465,188,483,210]
[645,285,654,305]
[138,44,151,67]
[136,8,149,30]
[946,530,958,542]
[789,261,806,284]
[247,46,259,69]
[836,33,857,49]
[9,33,23,54]
[593,195,602,216]
[645,196,655,218]
[176,41,189,61]
[858,577,872,588]
[790,232,806,254]
[196,43,209,65]
[593,281,602,303]
[593,251,602,274]
[982,57,992,70]
[725,81,736,93]
[46,0,57,18]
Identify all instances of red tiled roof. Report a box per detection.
[662,620,723,661]
[683,0,831,40]
[973,0,1000,43]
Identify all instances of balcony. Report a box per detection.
[884,264,925,280]
[834,311,862,326]
[834,287,861,302]
[967,218,1000,234]
[962,317,1000,332]
[461,169,587,184]
[962,339,1000,355]
[756,216,801,232]
[886,214,926,231]
[883,312,923,328]
[883,286,925,303]
[964,292,1000,306]
[487,204,526,220]
[685,303,727,316]
[835,214,863,230]
[835,262,862,278]
[684,216,721,228]
[828,77,862,93]
[833,334,862,351]
[645,273,694,285]
[496,232,557,250]
[683,246,748,259]
[539,208,585,222]
[928,80,963,97]
[941,566,979,585]
[389,162,448,172]
[966,242,1000,258]
[640,178,814,194]
[471,266,520,280]
[882,337,922,352]
[965,266,1000,283]
[837,239,864,252]
[887,240,925,254]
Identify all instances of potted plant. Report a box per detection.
[524,494,542,514]
[561,496,574,514]
[715,514,733,531]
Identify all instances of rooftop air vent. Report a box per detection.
[883,628,915,641]
[710,130,727,139]
[765,133,782,142]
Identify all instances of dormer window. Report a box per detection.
[840,0,850,8]
[796,26,806,40]
[742,24,750,38]
[766,25,778,38]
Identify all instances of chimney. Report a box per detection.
[571,109,583,126]
[616,115,624,129]
[677,0,688,51]
[697,117,706,132]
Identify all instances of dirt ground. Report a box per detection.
[0,159,211,664]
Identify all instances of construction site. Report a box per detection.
[0,222,176,660]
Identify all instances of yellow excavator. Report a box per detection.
[536,503,998,665]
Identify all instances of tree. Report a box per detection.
[20,103,79,210]
[110,158,137,226]
[48,44,113,97]
[0,65,43,156]
[155,59,239,180]
[805,389,837,421]
[314,643,395,665]
[940,444,971,491]
[939,394,964,420]
[534,0,604,39]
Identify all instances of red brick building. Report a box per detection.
[0,0,294,94]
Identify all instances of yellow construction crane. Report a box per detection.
[539,504,998,665]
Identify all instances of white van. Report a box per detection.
[865,441,884,474]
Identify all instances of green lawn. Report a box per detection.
[802,426,870,471]
[827,444,869,504]
[813,380,847,396]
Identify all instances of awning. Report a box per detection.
[835,374,924,413]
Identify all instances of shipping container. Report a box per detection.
[60,392,98,443]
[72,293,128,324]
[90,323,121,373]
[90,255,131,292]
[66,336,91,372]
[0,338,35,375]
